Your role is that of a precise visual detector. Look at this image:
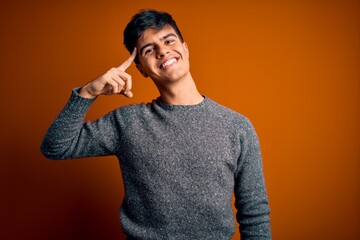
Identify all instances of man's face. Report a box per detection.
[135,25,190,85]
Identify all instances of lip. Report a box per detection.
[159,57,179,69]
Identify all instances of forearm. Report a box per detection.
[40,88,95,159]
[236,189,271,239]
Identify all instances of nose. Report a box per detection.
[156,45,169,59]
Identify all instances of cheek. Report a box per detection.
[140,58,153,71]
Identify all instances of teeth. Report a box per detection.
[161,58,177,68]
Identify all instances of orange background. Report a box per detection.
[1,0,359,239]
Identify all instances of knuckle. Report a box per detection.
[108,68,117,75]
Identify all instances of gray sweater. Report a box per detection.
[41,89,271,240]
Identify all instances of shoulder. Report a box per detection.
[205,97,253,128]
[205,97,259,143]
[114,102,148,113]
[110,101,151,117]
[109,100,157,122]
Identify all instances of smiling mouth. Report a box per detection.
[159,58,177,69]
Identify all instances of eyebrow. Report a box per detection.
[139,33,178,55]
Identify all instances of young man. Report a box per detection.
[41,9,271,240]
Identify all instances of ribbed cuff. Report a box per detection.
[61,88,96,116]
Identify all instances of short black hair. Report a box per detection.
[123,9,184,63]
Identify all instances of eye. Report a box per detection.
[144,47,155,55]
[165,39,175,45]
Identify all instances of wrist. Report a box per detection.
[79,86,97,99]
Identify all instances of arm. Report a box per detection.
[40,89,119,159]
[40,49,137,159]
[234,120,271,239]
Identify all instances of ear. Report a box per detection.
[136,64,148,78]
[183,42,189,57]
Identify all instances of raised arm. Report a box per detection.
[40,49,136,160]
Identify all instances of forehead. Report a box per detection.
[136,25,178,47]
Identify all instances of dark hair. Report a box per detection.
[123,9,184,63]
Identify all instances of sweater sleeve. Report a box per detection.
[234,119,271,239]
[40,89,121,160]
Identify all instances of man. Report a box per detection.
[41,9,271,239]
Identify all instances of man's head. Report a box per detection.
[123,9,190,85]
[123,9,184,64]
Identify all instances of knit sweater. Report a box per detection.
[40,89,271,240]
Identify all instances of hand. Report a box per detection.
[79,48,137,99]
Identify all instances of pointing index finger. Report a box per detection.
[118,48,137,72]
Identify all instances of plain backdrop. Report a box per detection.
[1,0,359,239]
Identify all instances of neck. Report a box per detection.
[156,73,203,105]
